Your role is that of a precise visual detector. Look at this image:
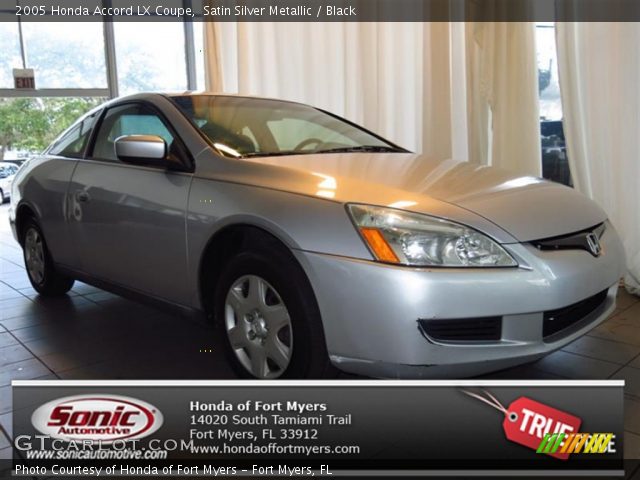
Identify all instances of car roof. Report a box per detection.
[117,91,309,108]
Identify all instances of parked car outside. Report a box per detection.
[0,163,18,203]
[0,162,20,176]
[9,93,626,379]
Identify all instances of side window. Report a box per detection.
[91,104,175,162]
[49,112,99,157]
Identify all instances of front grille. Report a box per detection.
[531,223,605,257]
[418,317,502,343]
[543,289,608,340]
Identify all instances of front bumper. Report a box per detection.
[294,224,626,378]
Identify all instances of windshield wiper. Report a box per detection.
[240,145,404,158]
[313,145,404,154]
[242,151,306,158]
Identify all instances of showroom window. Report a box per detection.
[0,97,105,160]
[536,23,571,186]
[0,5,201,97]
[0,1,203,161]
[20,22,108,89]
[114,22,188,95]
[0,23,21,88]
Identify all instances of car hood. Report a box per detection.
[200,151,607,243]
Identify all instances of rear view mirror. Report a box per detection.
[114,135,168,167]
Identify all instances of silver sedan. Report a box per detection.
[9,93,626,378]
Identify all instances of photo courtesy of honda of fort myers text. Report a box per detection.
[5,380,625,477]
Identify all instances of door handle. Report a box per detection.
[75,191,90,203]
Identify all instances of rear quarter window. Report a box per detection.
[49,112,100,158]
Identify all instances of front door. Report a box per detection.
[68,103,192,304]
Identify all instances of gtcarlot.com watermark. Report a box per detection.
[14,435,171,459]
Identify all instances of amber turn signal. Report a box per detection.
[359,227,400,263]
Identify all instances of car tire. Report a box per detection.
[214,246,334,379]
[0,189,5,204]
[22,218,74,296]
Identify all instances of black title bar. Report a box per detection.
[1,0,640,22]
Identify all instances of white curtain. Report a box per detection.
[207,22,443,154]
[204,21,541,176]
[556,23,640,295]
[467,22,541,176]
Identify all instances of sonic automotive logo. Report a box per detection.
[31,395,163,443]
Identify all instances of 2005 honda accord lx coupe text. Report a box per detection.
[9,93,626,379]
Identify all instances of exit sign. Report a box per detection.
[13,68,35,89]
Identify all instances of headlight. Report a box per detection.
[347,204,517,267]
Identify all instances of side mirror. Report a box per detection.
[114,135,169,167]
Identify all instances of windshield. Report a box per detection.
[171,95,404,158]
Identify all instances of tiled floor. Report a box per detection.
[0,203,639,462]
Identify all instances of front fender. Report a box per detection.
[186,178,371,308]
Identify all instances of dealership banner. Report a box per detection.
[5,380,624,477]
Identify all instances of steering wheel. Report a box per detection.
[294,138,323,152]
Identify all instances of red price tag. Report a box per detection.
[463,390,582,461]
[503,397,581,460]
